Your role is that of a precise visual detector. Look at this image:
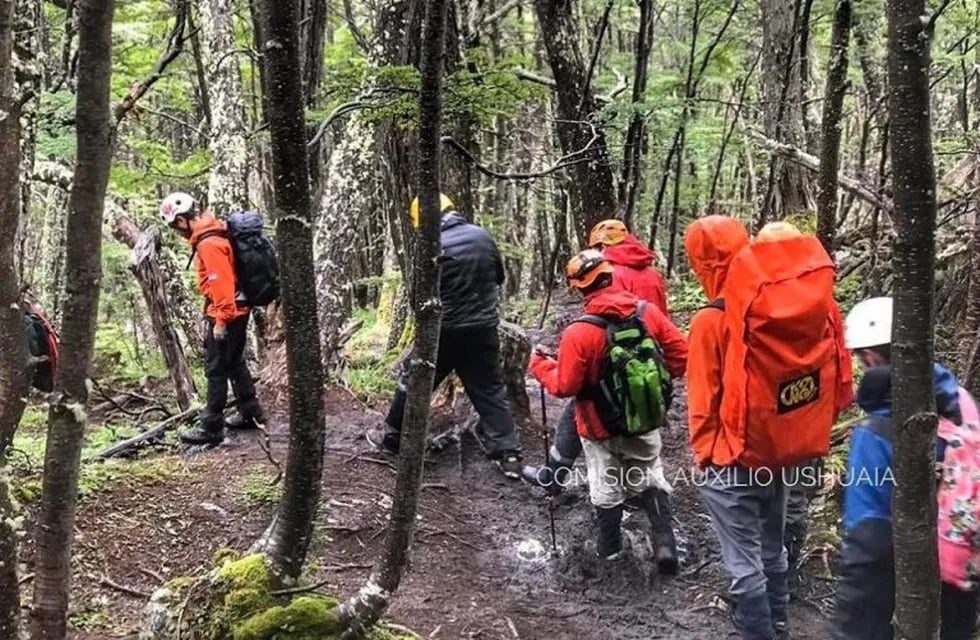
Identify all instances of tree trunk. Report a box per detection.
[816,0,852,255]
[619,0,655,227]
[0,0,31,633]
[335,0,447,633]
[886,0,940,637]
[255,0,326,580]
[199,0,250,214]
[759,0,813,224]
[13,0,43,281]
[533,0,617,242]
[31,0,115,637]
[112,217,198,411]
[313,115,376,367]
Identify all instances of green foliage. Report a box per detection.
[94,321,168,384]
[9,416,183,501]
[241,474,283,508]
[68,609,112,631]
[345,308,400,402]
[36,90,76,160]
[669,274,708,315]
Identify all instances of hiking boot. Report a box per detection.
[596,505,624,560]
[637,488,679,575]
[765,570,790,640]
[521,454,570,495]
[225,411,261,430]
[365,425,400,455]
[732,590,776,640]
[180,425,225,446]
[495,454,522,480]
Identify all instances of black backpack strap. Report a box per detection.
[703,298,726,311]
[186,230,226,269]
[575,314,609,329]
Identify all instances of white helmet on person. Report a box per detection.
[844,297,893,350]
[159,192,196,225]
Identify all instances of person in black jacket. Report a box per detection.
[367,194,523,478]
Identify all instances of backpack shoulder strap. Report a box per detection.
[575,314,609,329]
[703,298,726,311]
[186,230,227,269]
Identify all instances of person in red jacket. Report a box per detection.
[522,220,669,491]
[589,219,668,315]
[529,250,688,570]
[160,192,264,446]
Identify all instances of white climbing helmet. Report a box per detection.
[159,192,196,225]
[845,297,893,350]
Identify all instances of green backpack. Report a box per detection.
[576,301,672,436]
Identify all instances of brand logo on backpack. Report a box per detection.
[777,371,820,414]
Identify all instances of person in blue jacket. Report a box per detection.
[834,298,962,640]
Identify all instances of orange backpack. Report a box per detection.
[714,236,845,469]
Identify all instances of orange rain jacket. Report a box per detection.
[188,214,249,328]
[529,288,688,440]
[685,216,853,468]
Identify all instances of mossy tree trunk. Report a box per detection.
[199,0,250,214]
[886,0,941,637]
[0,0,32,634]
[255,0,327,580]
[334,0,448,634]
[30,0,115,637]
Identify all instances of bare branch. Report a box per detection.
[476,0,521,30]
[742,128,894,215]
[514,68,555,88]
[113,1,194,125]
[441,123,601,181]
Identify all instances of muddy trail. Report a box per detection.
[38,383,836,640]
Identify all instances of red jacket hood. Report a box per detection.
[188,213,227,246]
[583,289,641,320]
[603,235,656,269]
[684,215,750,300]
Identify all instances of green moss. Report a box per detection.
[234,596,341,640]
[241,473,283,508]
[213,554,276,624]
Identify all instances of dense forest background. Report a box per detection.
[0,0,973,637]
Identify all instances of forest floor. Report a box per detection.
[17,374,838,639]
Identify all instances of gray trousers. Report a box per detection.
[700,465,789,596]
[784,461,821,526]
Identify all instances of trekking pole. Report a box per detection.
[537,236,564,555]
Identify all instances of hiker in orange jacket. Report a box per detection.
[686,215,852,640]
[160,192,264,446]
[530,249,688,571]
[522,220,670,491]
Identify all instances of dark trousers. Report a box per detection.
[833,519,895,640]
[202,314,260,430]
[385,325,521,458]
[942,581,979,640]
[552,401,582,463]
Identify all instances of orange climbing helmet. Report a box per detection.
[566,249,615,291]
[588,219,629,247]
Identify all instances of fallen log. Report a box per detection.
[90,406,197,460]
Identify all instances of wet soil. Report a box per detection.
[29,384,834,639]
